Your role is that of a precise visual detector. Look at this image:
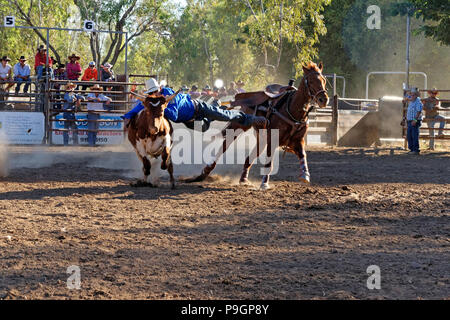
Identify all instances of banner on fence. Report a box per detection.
[52,113,124,145]
[0,112,45,144]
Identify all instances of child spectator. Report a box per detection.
[81,61,98,91]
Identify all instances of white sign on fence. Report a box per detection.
[4,16,15,27]
[52,113,124,145]
[0,112,45,144]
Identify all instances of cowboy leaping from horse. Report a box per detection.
[122,78,268,131]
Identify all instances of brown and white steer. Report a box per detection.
[127,92,177,189]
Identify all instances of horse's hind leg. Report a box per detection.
[184,123,250,183]
[240,132,262,184]
[294,138,310,183]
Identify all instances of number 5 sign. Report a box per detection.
[83,20,95,32]
[4,16,15,27]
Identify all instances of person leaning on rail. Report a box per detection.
[422,88,445,150]
[86,84,112,147]
[62,82,85,146]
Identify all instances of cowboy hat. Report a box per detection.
[65,82,77,91]
[144,78,160,94]
[1,56,11,62]
[90,84,102,91]
[18,56,27,61]
[410,87,420,95]
[37,45,46,51]
[89,61,96,66]
[68,54,80,60]
[102,63,113,69]
[427,87,439,95]
[236,80,244,86]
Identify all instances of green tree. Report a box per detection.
[392,0,450,45]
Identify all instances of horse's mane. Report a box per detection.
[304,62,321,72]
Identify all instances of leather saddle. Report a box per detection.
[231,83,297,108]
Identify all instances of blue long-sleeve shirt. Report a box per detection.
[123,87,195,123]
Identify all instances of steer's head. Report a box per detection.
[133,90,179,135]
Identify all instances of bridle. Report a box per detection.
[285,71,327,124]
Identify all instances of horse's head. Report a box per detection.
[302,62,328,108]
[133,90,179,135]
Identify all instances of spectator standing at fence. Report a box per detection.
[13,56,31,94]
[228,81,238,96]
[81,61,98,91]
[53,64,67,110]
[189,85,200,99]
[100,63,115,91]
[86,84,112,147]
[0,56,14,91]
[236,80,246,93]
[403,87,423,154]
[202,85,212,96]
[422,88,445,150]
[63,82,84,146]
[66,54,82,83]
[34,45,52,80]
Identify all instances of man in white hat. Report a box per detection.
[122,78,267,131]
[402,87,423,154]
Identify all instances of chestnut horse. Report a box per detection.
[185,62,328,189]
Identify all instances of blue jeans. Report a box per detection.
[36,66,54,80]
[63,112,78,145]
[14,77,31,93]
[407,120,421,152]
[193,100,252,126]
[426,115,445,148]
[87,113,100,146]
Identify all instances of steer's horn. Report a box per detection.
[130,91,147,102]
[165,89,181,104]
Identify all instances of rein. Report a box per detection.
[267,71,326,137]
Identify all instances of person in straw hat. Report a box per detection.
[86,84,112,146]
[121,77,268,132]
[62,82,84,146]
[13,56,31,94]
[403,87,423,154]
[422,88,445,150]
[66,53,82,82]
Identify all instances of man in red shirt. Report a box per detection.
[34,45,53,79]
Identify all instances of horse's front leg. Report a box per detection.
[258,129,272,190]
[295,138,310,184]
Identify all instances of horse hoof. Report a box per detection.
[131,180,153,188]
[239,178,251,185]
[299,175,310,184]
[260,183,270,190]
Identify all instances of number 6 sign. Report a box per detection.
[83,20,95,32]
[4,16,15,27]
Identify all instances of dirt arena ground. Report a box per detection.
[0,143,449,300]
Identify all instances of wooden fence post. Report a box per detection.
[332,94,338,146]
